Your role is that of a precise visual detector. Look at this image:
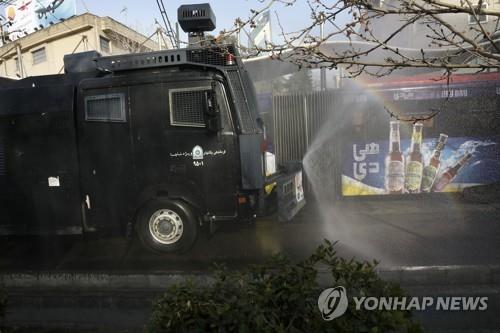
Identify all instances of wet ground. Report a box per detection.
[1,195,500,332]
[1,195,499,273]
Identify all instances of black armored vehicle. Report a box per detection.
[0,4,305,253]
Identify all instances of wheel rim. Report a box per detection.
[148,209,184,245]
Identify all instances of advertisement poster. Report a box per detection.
[4,0,76,41]
[342,130,500,196]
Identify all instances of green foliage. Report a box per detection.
[148,240,422,333]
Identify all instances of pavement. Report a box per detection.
[0,194,499,331]
[1,195,499,272]
[1,265,500,332]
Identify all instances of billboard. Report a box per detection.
[249,11,271,49]
[342,126,500,196]
[4,0,76,41]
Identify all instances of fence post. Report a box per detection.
[303,94,309,151]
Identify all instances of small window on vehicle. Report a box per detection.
[85,93,126,122]
[169,87,210,127]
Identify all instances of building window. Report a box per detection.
[85,93,126,122]
[469,3,488,24]
[169,87,211,127]
[14,57,19,71]
[369,0,384,7]
[32,47,47,65]
[100,36,111,54]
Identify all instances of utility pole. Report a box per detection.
[0,14,8,46]
[236,20,241,50]
[155,0,178,48]
[157,29,162,50]
[156,23,163,51]
[175,23,180,49]
[16,43,25,78]
[337,67,343,89]
[0,22,4,45]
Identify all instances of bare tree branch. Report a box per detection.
[214,0,500,121]
[215,0,500,76]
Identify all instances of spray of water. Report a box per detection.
[302,81,399,264]
[302,79,476,266]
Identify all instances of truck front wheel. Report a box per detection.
[136,199,198,253]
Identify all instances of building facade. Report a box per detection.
[365,0,500,49]
[0,13,160,78]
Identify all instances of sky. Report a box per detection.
[75,0,326,44]
[1,0,351,46]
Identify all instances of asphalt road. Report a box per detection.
[1,195,499,272]
[2,195,500,332]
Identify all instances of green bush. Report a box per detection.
[149,240,421,333]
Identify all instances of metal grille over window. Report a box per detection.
[32,47,47,65]
[186,46,236,66]
[226,70,254,133]
[0,138,5,176]
[170,88,207,127]
[85,94,126,122]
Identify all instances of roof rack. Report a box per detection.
[95,45,237,72]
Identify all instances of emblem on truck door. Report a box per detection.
[192,146,204,160]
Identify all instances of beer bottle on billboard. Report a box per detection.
[405,123,424,193]
[385,121,404,193]
[421,134,448,192]
[433,153,473,192]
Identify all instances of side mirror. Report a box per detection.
[203,89,222,132]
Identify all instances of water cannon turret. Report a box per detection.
[177,3,216,47]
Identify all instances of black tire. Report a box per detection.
[136,198,198,254]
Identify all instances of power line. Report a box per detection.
[155,0,178,48]
[57,35,87,73]
[79,0,90,13]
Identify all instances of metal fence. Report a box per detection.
[272,90,336,165]
[272,90,340,199]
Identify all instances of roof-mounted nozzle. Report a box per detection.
[178,3,216,48]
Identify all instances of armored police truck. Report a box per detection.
[0,4,305,253]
